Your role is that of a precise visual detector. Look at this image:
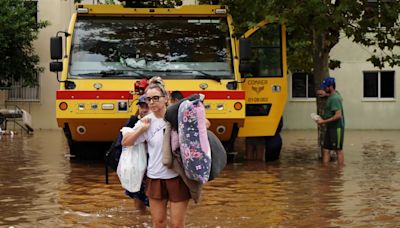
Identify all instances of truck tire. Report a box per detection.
[69,141,111,160]
[276,117,283,134]
[265,134,282,161]
[0,113,5,126]
[222,123,239,162]
[62,124,77,158]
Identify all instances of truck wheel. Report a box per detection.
[62,124,94,159]
[63,124,78,158]
[265,134,282,161]
[276,117,283,134]
[69,141,111,160]
[0,113,5,126]
[222,123,239,162]
[68,140,84,159]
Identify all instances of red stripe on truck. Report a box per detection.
[56,91,133,100]
[179,91,245,99]
[56,91,245,100]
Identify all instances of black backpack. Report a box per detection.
[104,115,139,184]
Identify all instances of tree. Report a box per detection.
[221,0,400,151]
[0,0,48,88]
[223,0,400,84]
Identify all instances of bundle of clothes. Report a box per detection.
[163,94,227,202]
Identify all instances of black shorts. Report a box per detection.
[323,127,344,150]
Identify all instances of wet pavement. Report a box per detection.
[1,130,400,227]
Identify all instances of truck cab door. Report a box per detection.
[238,21,287,137]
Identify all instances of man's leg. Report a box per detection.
[170,200,189,228]
[149,198,168,228]
[335,127,344,165]
[134,199,147,214]
[322,148,331,164]
[336,150,344,165]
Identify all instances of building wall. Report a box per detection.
[6,0,75,130]
[284,36,400,129]
[7,0,399,130]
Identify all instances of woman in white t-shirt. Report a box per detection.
[122,77,190,228]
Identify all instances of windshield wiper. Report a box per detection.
[194,72,221,83]
[77,70,123,77]
[76,70,148,78]
[145,69,222,83]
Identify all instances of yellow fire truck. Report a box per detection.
[50,3,287,160]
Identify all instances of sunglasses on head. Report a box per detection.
[145,95,165,103]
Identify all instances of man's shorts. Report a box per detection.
[145,176,190,202]
[125,178,149,206]
[323,127,344,150]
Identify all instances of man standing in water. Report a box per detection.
[316,76,345,165]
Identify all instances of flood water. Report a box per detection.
[1,130,400,227]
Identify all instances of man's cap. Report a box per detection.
[320,76,335,89]
[137,95,146,105]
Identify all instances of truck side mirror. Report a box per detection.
[50,36,63,60]
[239,38,251,61]
[50,61,63,72]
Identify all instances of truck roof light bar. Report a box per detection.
[215,9,226,14]
[77,8,89,14]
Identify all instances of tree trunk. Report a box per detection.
[312,31,330,158]
[0,90,7,106]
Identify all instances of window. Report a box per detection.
[291,73,316,99]
[246,24,283,77]
[69,17,233,79]
[7,73,40,102]
[363,71,395,99]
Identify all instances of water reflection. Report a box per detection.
[1,130,400,227]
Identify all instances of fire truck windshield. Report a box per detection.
[69,17,233,79]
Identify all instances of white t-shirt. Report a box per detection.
[131,113,178,179]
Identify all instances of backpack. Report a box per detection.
[104,115,139,184]
[207,130,227,181]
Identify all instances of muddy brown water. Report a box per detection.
[1,130,400,227]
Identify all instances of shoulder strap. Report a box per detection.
[126,115,139,128]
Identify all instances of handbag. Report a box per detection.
[117,127,147,193]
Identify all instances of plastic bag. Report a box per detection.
[117,127,147,193]
[105,116,139,171]
[310,113,322,122]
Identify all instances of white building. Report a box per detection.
[285,37,400,129]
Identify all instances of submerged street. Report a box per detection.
[0,130,399,227]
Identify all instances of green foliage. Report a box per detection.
[0,0,48,88]
[104,0,117,4]
[223,0,400,76]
